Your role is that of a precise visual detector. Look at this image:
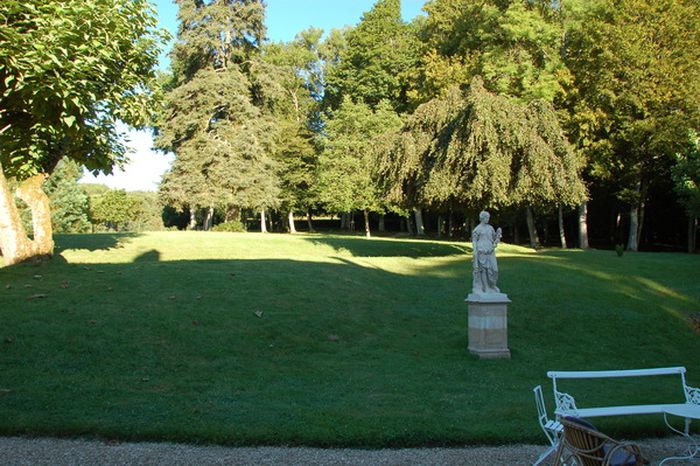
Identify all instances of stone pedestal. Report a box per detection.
[466,293,511,359]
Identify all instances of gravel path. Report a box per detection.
[0,435,697,465]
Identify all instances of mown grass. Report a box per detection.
[0,231,698,447]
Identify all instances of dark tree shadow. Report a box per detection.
[303,234,470,258]
[55,233,141,252]
[134,249,161,262]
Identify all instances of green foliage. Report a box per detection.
[615,244,624,257]
[416,0,567,105]
[172,0,265,80]
[157,0,278,216]
[317,98,402,215]
[90,189,142,231]
[672,131,700,219]
[256,37,322,214]
[44,160,90,233]
[562,0,700,202]
[324,0,420,112]
[0,0,169,179]
[212,220,246,232]
[382,78,586,210]
[0,233,698,445]
[126,191,165,231]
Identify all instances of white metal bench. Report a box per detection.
[547,366,700,433]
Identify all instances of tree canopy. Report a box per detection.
[0,0,167,264]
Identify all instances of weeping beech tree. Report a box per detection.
[380,77,586,245]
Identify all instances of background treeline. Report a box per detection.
[29,0,699,253]
[148,0,699,252]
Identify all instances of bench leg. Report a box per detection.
[685,417,691,435]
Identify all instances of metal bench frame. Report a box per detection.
[547,366,700,433]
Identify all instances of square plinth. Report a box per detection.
[466,294,511,359]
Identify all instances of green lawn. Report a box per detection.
[0,232,698,447]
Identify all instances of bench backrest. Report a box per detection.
[547,367,686,380]
[547,366,690,412]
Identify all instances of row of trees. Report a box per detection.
[1,0,699,265]
[156,0,699,251]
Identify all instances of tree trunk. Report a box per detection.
[16,174,53,255]
[414,208,425,236]
[378,214,385,232]
[437,215,444,239]
[288,210,296,234]
[637,200,646,249]
[203,206,214,231]
[406,215,415,235]
[306,210,315,232]
[225,205,240,222]
[260,208,267,233]
[558,205,567,249]
[0,170,47,266]
[688,217,698,253]
[525,206,541,249]
[349,211,355,232]
[340,212,347,230]
[448,208,454,237]
[578,202,589,249]
[188,207,197,230]
[363,209,371,238]
[627,204,639,251]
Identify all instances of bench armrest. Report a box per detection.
[554,390,579,415]
[686,384,700,405]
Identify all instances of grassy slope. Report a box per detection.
[0,232,698,447]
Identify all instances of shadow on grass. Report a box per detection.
[303,234,470,258]
[1,247,699,446]
[56,232,141,252]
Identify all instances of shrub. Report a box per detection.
[212,221,246,232]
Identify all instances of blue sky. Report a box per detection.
[82,0,427,191]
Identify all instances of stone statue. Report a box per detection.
[472,210,502,295]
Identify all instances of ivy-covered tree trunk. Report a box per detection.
[558,205,567,248]
[578,202,590,249]
[525,207,541,248]
[0,169,53,265]
[689,217,698,253]
[287,211,296,234]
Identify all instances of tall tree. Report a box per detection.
[257,34,321,233]
[156,0,278,230]
[672,131,700,253]
[0,0,166,264]
[317,98,402,238]
[562,0,700,251]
